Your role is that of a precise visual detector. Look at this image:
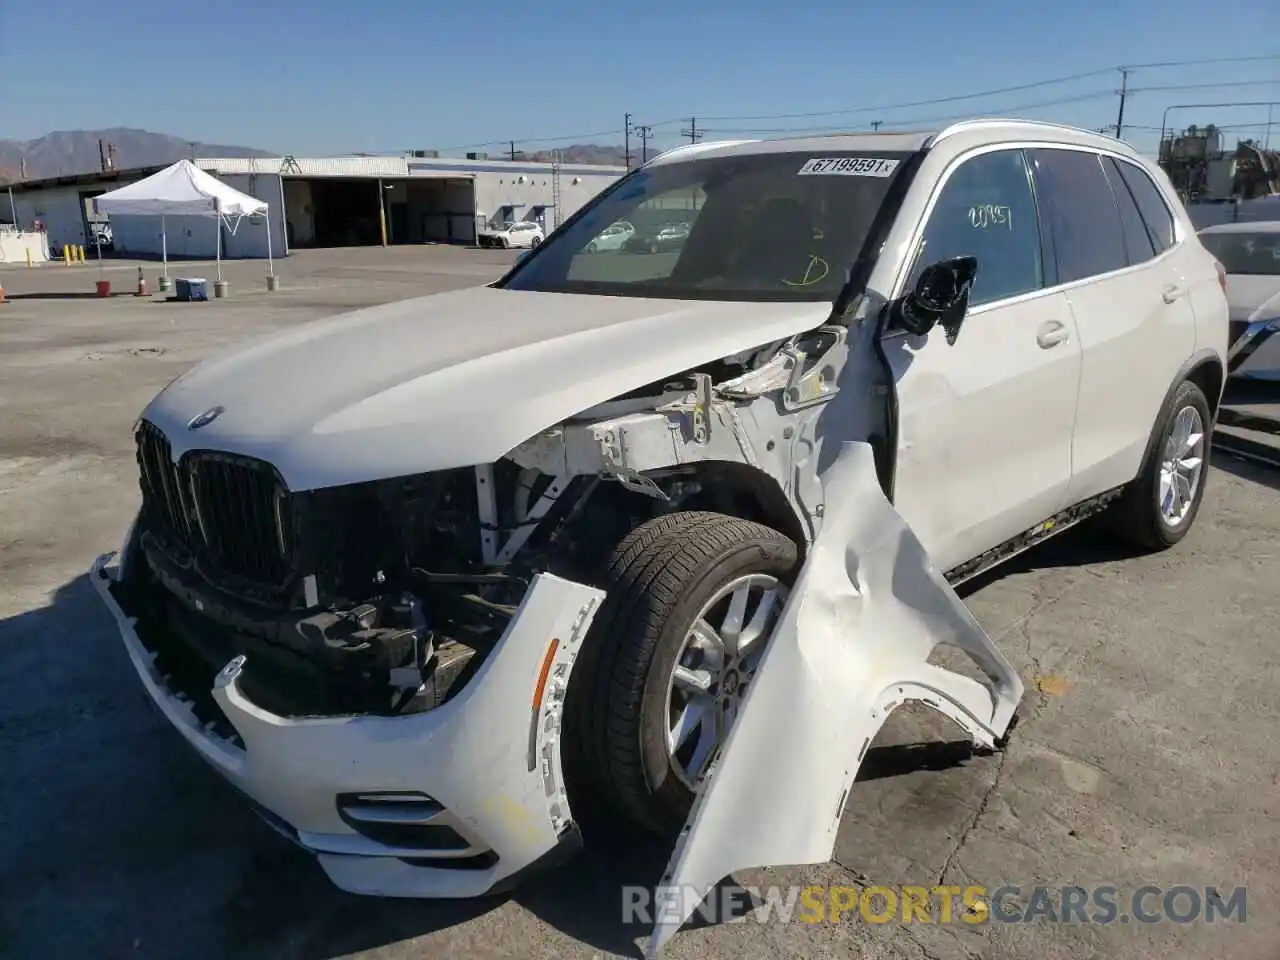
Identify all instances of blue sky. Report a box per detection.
[2,0,1276,158]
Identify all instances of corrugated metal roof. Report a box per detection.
[6,165,168,194]
[199,156,411,177]
[407,159,625,177]
[204,155,625,179]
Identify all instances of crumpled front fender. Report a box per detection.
[648,441,1024,956]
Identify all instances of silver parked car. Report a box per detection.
[1198,220,1280,379]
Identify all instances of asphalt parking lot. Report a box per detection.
[2,246,1278,960]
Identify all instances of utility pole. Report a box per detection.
[1115,68,1131,139]
[635,125,652,164]
[624,112,632,168]
[681,118,703,144]
[509,141,517,161]
[871,121,882,132]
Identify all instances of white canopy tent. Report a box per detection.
[92,159,273,282]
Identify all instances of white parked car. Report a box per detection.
[92,120,1228,957]
[1198,220,1280,379]
[586,219,635,252]
[478,219,544,249]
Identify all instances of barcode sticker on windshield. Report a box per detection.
[797,157,899,177]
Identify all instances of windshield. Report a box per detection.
[500,150,914,301]
[1200,231,1280,276]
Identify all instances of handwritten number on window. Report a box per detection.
[969,205,1013,230]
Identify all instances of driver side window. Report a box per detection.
[908,149,1045,308]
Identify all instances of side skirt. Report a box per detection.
[943,486,1127,588]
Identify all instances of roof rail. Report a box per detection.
[645,139,759,166]
[927,117,1118,148]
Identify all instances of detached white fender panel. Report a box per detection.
[648,442,1024,956]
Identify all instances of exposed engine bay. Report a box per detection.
[122,328,864,724]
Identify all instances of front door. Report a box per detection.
[885,147,1082,573]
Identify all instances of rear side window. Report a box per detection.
[1114,160,1176,254]
[907,149,1044,307]
[1028,149,1128,284]
[1103,157,1156,265]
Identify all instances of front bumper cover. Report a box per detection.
[90,549,604,897]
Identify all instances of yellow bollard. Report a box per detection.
[63,245,71,265]
[26,249,33,267]
[79,245,86,263]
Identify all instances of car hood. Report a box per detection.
[1226,274,1280,323]
[144,284,830,491]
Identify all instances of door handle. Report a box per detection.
[1036,321,1070,349]
[1162,283,1187,304]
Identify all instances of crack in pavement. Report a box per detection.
[826,860,979,960]
[934,745,1010,890]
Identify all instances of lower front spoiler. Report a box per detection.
[90,551,604,898]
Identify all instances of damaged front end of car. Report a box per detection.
[95,317,1022,949]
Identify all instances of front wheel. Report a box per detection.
[1106,378,1212,549]
[530,236,541,248]
[565,511,799,835]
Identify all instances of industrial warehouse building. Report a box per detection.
[5,153,627,259]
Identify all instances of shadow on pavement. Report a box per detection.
[956,522,1148,596]
[1222,378,1280,406]
[3,291,113,301]
[0,567,1001,960]
[1214,446,1280,492]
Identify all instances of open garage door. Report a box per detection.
[283,178,382,248]
[282,176,477,248]
[394,178,476,245]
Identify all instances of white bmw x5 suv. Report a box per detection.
[92,120,1228,955]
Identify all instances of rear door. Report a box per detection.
[883,147,1081,573]
[1027,148,1198,504]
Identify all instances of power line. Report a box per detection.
[700,89,1119,136]
[436,126,627,152]
[1126,120,1277,131]
[1129,80,1280,94]
[434,55,1280,154]
[690,67,1117,124]
[1118,54,1280,70]
[678,55,1280,126]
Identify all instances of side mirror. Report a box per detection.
[895,256,978,345]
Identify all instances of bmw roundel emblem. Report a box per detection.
[187,405,225,431]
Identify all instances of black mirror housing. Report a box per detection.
[895,256,978,344]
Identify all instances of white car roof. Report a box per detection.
[644,119,1142,168]
[1199,219,1280,235]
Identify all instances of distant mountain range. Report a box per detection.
[0,128,273,183]
[0,128,635,184]
[507,144,630,166]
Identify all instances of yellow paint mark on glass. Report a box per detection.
[782,255,830,287]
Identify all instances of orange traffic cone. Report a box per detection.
[0,280,6,303]
[134,266,147,297]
